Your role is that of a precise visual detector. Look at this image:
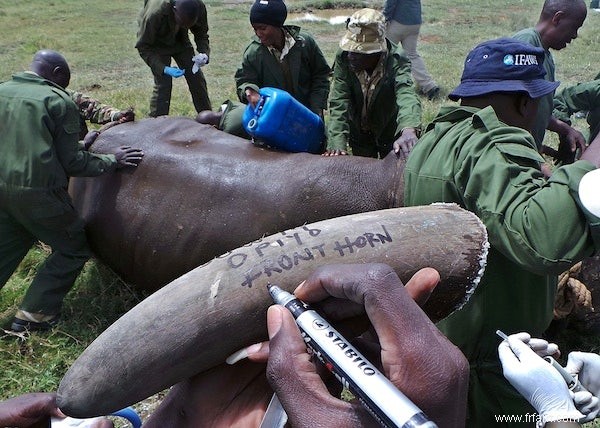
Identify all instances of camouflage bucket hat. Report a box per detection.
[339,8,387,54]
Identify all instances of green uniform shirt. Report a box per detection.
[513,28,556,148]
[0,72,116,190]
[234,25,331,115]
[404,105,599,424]
[327,40,421,154]
[136,0,210,76]
[553,78,600,143]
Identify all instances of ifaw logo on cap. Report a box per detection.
[503,54,539,66]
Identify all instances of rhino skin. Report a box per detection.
[69,116,405,292]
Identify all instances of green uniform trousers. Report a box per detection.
[150,47,211,117]
[219,100,250,139]
[349,129,388,158]
[0,186,91,315]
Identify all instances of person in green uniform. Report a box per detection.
[234,0,331,119]
[0,50,144,332]
[325,8,421,159]
[404,38,600,426]
[195,99,250,139]
[136,0,211,117]
[513,0,588,156]
[553,77,600,145]
[324,8,421,158]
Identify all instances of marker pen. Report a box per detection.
[267,283,438,428]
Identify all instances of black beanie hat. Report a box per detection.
[249,0,287,27]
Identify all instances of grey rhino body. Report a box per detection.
[69,116,405,291]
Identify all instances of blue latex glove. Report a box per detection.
[163,66,184,78]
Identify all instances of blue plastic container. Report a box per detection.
[242,87,324,154]
[110,407,142,428]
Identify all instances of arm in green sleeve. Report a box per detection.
[305,37,331,113]
[392,50,422,136]
[53,101,117,177]
[190,1,210,56]
[458,134,597,275]
[553,93,572,124]
[326,55,352,152]
[136,13,167,76]
[234,47,262,103]
[553,80,600,124]
[55,130,116,177]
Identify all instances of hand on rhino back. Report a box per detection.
[113,146,143,168]
[84,124,143,168]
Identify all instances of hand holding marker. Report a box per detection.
[268,283,438,428]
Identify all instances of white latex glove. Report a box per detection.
[51,416,105,427]
[511,332,560,357]
[566,351,600,422]
[192,53,209,74]
[499,335,584,424]
[571,390,600,423]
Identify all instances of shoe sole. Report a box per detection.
[10,318,59,332]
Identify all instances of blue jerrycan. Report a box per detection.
[242,87,324,153]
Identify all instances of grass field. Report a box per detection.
[1,0,599,425]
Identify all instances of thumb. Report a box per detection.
[571,390,593,407]
[506,335,537,363]
[498,341,521,373]
[267,305,284,340]
[502,336,548,373]
[566,351,585,375]
[267,305,303,351]
[571,140,578,152]
[265,304,322,394]
[403,267,440,307]
[265,306,356,427]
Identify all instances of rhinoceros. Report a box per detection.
[59,117,490,417]
[69,116,409,292]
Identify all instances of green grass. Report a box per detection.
[1,0,600,424]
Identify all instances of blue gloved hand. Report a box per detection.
[163,66,185,78]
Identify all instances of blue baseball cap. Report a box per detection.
[449,37,560,101]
